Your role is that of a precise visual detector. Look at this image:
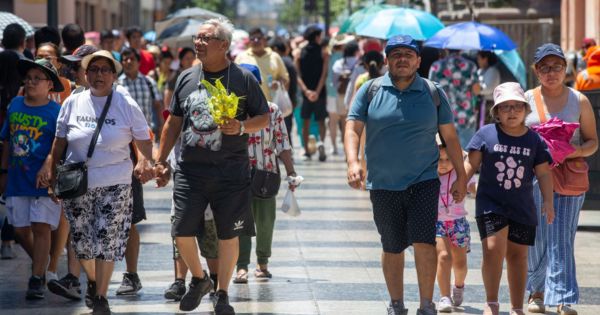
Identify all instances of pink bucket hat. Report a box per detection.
[491,82,529,114]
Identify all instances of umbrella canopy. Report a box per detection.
[155,7,226,39]
[354,8,444,40]
[425,21,516,51]
[339,4,397,34]
[157,19,202,49]
[495,49,527,88]
[0,12,34,41]
[144,30,156,43]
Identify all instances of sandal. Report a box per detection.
[233,269,248,284]
[254,268,272,279]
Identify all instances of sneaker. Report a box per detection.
[47,273,82,300]
[116,272,142,295]
[527,295,545,313]
[92,295,111,315]
[46,271,58,283]
[85,281,97,309]
[416,302,438,315]
[25,276,45,300]
[387,300,408,315]
[438,296,453,313]
[164,279,186,301]
[302,152,312,161]
[214,290,235,315]
[483,302,500,315]
[1,244,16,259]
[179,272,212,311]
[558,304,578,315]
[317,142,327,162]
[452,286,464,306]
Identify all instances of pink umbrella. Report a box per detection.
[531,117,579,167]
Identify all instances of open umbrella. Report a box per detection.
[339,4,397,34]
[0,12,34,41]
[495,49,527,88]
[354,8,444,40]
[425,21,516,51]
[155,7,226,39]
[157,19,202,49]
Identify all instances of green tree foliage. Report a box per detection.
[278,0,356,29]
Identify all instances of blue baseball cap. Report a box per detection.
[239,63,262,84]
[534,43,566,64]
[385,35,420,55]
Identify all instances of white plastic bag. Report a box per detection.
[272,84,293,117]
[281,190,300,217]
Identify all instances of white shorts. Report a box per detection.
[326,95,347,116]
[6,196,61,230]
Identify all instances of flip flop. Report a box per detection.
[254,268,272,279]
[233,269,248,284]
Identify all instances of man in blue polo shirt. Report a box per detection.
[345,35,468,315]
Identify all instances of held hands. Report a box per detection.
[219,118,242,136]
[347,161,365,190]
[134,159,154,184]
[450,176,468,203]
[541,202,555,224]
[153,162,171,188]
[36,160,54,189]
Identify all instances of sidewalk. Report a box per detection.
[1,150,600,314]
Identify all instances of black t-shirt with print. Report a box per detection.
[170,63,269,177]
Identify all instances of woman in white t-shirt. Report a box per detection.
[39,50,153,314]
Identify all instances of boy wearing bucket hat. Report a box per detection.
[464,82,555,315]
[0,58,63,300]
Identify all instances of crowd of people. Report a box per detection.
[0,14,598,315]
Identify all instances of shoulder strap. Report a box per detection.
[366,76,384,105]
[423,78,441,107]
[533,86,547,123]
[87,91,113,160]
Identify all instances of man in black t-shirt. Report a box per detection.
[154,18,269,314]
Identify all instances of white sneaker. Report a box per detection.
[438,296,453,313]
[452,286,464,306]
[527,296,545,313]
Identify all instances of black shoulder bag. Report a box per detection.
[250,131,282,199]
[54,92,113,199]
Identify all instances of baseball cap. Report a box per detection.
[534,43,565,64]
[18,58,64,92]
[582,38,597,49]
[385,35,419,55]
[60,44,99,63]
[491,82,528,112]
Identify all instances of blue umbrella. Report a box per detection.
[354,8,444,40]
[425,21,516,51]
[144,30,156,43]
[496,49,527,88]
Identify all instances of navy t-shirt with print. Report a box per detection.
[169,63,269,179]
[0,96,60,197]
[467,124,552,226]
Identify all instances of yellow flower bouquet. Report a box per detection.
[201,78,243,125]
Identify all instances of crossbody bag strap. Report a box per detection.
[86,91,113,160]
[533,86,547,123]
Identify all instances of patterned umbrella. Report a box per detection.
[0,11,34,41]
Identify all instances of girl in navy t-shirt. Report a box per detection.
[464,82,554,315]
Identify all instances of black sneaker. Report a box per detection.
[92,295,111,315]
[25,276,45,300]
[85,281,97,309]
[214,290,235,315]
[47,273,82,300]
[179,272,212,311]
[116,272,142,295]
[317,143,327,162]
[164,279,186,301]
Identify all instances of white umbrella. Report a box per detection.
[155,7,226,40]
[0,11,34,41]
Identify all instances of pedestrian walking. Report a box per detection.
[345,35,468,315]
[464,82,555,315]
[525,43,598,315]
[154,18,270,315]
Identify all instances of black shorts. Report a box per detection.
[476,212,536,246]
[171,170,255,240]
[370,179,440,253]
[130,174,146,225]
[301,95,328,121]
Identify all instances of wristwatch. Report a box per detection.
[239,121,245,136]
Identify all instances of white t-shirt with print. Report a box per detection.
[56,88,150,189]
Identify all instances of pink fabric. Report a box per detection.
[530,116,579,167]
[438,170,477,221]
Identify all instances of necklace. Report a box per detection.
[439,171,452,214]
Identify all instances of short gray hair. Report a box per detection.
[202,18,234,44]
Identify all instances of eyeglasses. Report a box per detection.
[537,64,565,74]
[87,66,114,74]
[497,103,526,113]
[249,36,263,42]
[23,76,50,84]
[192,35,222,44]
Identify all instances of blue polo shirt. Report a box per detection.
[347,73,454,191]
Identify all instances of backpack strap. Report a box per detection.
[423,78,441,107]
[366,76,384,105]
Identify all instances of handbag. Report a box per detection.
[249,136,281,199]
[533,87,589,195]
[54,92,113,199]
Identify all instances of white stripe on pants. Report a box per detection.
[527,181,584,305]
